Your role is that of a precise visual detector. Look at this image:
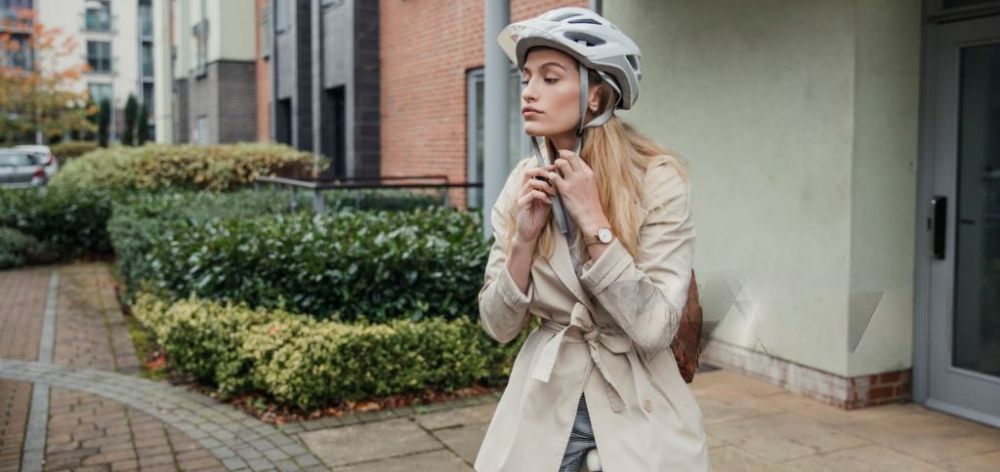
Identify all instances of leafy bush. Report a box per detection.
[133,293,526,409]
[130,205,488,322]
[0,187,116,258]
[50,140,99,163]
[109,189,444,297]
[0,227,39,269]
[50,143,318,192]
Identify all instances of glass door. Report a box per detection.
[924,14,1000,427]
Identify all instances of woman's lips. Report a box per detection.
[522,110,541,118]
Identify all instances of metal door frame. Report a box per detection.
[914,4,1000,428]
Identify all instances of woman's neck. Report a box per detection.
[547,131,578,153]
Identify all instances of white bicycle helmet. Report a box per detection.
[498,7,642,115]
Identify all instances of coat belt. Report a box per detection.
[533,302,661,417]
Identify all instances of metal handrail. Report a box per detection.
[253,175,483,213]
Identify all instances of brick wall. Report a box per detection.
[703,338,912,410]
[379,0,587,207]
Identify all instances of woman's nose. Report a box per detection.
[521,79,538,102]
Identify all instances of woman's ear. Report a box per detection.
[587,84,602,113]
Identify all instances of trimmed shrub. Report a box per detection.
[133,294,527,409]
[50,141,99,163]
[108,189,443,297]
[132,206,488,322]
[0,227,38,269]
[50,143,319,192]
[0,187,115,258]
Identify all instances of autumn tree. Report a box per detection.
[0,8,96,145]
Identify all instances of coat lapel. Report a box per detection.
[546,229,595,310]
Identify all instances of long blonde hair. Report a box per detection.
[505,71,690,264]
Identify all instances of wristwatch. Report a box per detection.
[585,227,614,246]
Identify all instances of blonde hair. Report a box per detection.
[504,70,689,264]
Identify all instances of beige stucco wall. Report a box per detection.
[603,0,921,377]
[214,0,256,62]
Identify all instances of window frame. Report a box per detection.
[86,40,112,73]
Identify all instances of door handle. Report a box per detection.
[930,196,947,260]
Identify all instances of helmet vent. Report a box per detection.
[567,18,601,25]
[564,31,606,47]
[626,55,638,70]
[551,12,582,21]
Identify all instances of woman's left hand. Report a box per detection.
[546,149,611,234]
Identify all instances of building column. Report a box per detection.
[483,0,511,239]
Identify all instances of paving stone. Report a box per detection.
[432,423,489,464]
[332,449,471,472]
[300,418,441,468]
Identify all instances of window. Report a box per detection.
[274,0,292,34]
[84,0,111,31]
[142,83,154,114]
[1,0,32,20]
[86,41,112,73]
[138,0,152,37]
[87,83,112,104]
[192,20,208,75]
[466,68,531,209]
[1,34,31,69]
[141,42,153,77]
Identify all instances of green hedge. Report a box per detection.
[0,187,116,259]
[133,294,525,409]
[125,203,488,322]
[50,143,319,192]
[108,189,445,297]
[0,227,41,269]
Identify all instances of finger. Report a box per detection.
[528,190,552,206]
[526,178,556,195]
[546,171,566,191]
[553,158,573,177]
[557,149,582,172]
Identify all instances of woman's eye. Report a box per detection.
[544,78,558,84]
[520,79,529,85]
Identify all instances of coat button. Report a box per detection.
[643,399,653,412]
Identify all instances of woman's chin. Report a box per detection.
[522,125,548,137]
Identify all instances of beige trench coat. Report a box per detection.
[474,154,712,472]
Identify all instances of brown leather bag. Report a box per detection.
[670,269,703,383]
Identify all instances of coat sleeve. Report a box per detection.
[578,157,696,354]
[478,159,535,344]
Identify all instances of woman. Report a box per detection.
[474,7,711,472]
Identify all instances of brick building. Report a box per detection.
[253,0,585,195]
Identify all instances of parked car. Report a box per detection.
[15,144,58,179]
[0,149,50,188]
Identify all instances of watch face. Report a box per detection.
[598,228,613,243]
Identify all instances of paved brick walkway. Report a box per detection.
[0,263,325,472]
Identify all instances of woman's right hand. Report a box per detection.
[514,164,558,245]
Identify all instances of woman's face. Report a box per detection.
[520,48,584,139]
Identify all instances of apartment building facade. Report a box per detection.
[4,0,157,142]
[156,0,256,145]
